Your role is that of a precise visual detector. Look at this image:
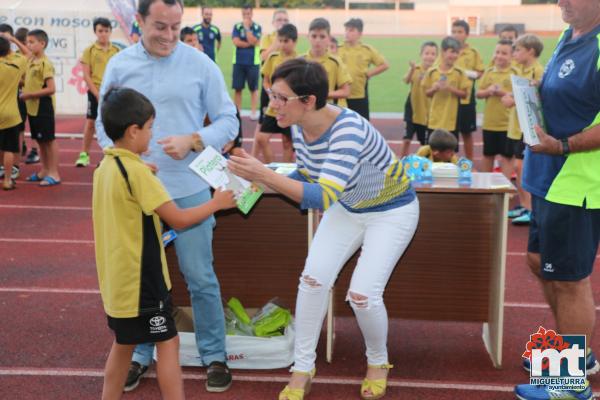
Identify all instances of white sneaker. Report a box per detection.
[249,112,259,121]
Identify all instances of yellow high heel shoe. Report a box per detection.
[360,364,393,400]
[278,369,316,400]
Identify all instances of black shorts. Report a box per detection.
[232,64,259,91]
[347,97,370,121]
[86,91,98,120]
[28,114,55,142]
[260,115,291,136]
[404,123,428,145]
[506,137,525,160]
[0,125,21,153]
[528,195,600,281]
[457,87,477,134]
[17,96,27,132]
[107,297,177,345]
[483,130,511,157]
[259,85,269,123]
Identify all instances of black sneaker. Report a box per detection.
[123,361,148,392]
[206,361,232,393]
[25,148,40,164]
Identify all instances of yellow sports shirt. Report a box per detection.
[507,61,545,140]
[23,55,55,117]
[407,64,430,126]
[0,54,27,129]
[455,45,484,104]
[302,51,352,106]
[261,51,297,117]
[421,66,470,131]
[80,42,120,88]
[93,148,172,318]
[480,65,519,131]
[337,42,385,99]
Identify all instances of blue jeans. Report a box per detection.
[132,190,226,366]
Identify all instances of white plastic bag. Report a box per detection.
[177,324,295,369]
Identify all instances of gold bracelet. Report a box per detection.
[191,133,205,152]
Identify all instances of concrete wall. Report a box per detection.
[184,4,564,36]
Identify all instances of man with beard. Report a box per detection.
[193,7,221,62]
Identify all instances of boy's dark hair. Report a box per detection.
[429,129,458,152]
[180,26,196,41]
[330,36,338,46]
[27,30,49,49]
[500,25,519,38]
[452,19,470,36]
[309,18,330,34]
[15,27,29,43]
[0,23,14,35]
[242,5,252,11]
[0,37,10,57]
[344,18,363,33]
[497,38,514,48]
[271,58,328,110]
[515,34,544,58]
[441,36,461,52]
[138,0,183,18]
[420,41,438,53]
[101,87,156,142]
[277,23,298,42]
[93,17,112,32]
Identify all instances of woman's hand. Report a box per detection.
[228,148,269,183]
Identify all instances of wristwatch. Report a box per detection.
[560,138,570,155]
[191,133,205,153]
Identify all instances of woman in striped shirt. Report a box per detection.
[229,58,419,400]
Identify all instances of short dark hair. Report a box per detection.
[277,23,298,42]
[420,41,438,53]
[271,58,329,110]
[15,27,29,43]
[309,18,330,34]
[101,87,156,142]
[0,37,10,57]
[515,34,544,58]
[27,30,49,49]
[242,5,252,11]
[180,26,196,41]
[138,0,183,18]
[500,25,519,38]
[93,17,112,32]
[429,129,457,152]
[0,23,14,35]
[441,36,461,52]
[344,18,363,33]
[452,19,470,35]
[497,38,514,48]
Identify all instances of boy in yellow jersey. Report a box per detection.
[302,18,352,107]
[401,41,438,157]
[416,129,459,164]
[0,35,27,190]
[0,25,29,182]
[501,34,544,225]
[254,23,298,163]
[422,36,469,147]
[94,87,235,399]
[476,39,518,174]
[451,19,485,161]
[337,18,389,120]
[21,30,60,186]
[488,25,520,67]
[76,18,121,167]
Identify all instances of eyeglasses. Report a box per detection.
[266,88,308,105]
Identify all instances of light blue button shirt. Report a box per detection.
[95,41,239,199]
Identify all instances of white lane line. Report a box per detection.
[505,302,600,311]
[0,287,100,294]
[0,205,91,211]
[0,238,93,244]
[0,367,515,392]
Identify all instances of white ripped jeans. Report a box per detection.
[292,198,420,372]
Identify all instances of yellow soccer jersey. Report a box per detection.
[507,61,545,140]
[0,54,27,129]
[455,44,484,104]
[421,66,470,131]
[480,65,519,131]
[80,42,120,88]
[23,55,55,117]
[302,51,352,106]
[407,64,430,126]
[93,148,172,318]
[337,42,385,99]
[261,51,297,117]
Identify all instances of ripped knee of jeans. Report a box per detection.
[346,291,370,310]
[298,274,324,293]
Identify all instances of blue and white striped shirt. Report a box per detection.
[289,108,415,212]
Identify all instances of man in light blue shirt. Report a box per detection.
[95,0,238,393]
